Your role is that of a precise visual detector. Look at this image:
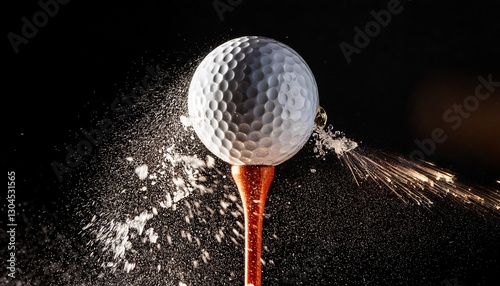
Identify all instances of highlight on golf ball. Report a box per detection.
[188,36,319,165]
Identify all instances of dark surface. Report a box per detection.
[3,0,500,285]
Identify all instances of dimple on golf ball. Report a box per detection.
[188,36,319,165]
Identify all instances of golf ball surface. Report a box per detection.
[188,36,319,165]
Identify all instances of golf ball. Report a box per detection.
[188,36,319,165]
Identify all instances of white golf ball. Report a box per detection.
[188,36,319,165]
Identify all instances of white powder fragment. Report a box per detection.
[310,168,316,173]
[218,228,225,238]
[135,164,148,180]
[220,200,230,210]
[205,206,214,214]
[313,126,358,157]
[87,143,226,273]
[145,228,159,243]
[115,244,125,259]
[173,190,187,202]
[131,211,153,236]
[236,221,244,230]
[201,249,210,264]
[167,234,172,245]
[172,177,185,187]
[124,260,136,273]
[165,193,172,208]
[206,155,215,168]
[236,203,244,213]
[180,115,192,128]
[82,218,94,231]
[179,282,187,286]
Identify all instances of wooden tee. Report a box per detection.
[231,165,275,286]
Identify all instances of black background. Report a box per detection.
[3,0,500,285]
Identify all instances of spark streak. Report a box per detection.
[314,126,500,212]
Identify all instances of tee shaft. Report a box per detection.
[231,165,275,286]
